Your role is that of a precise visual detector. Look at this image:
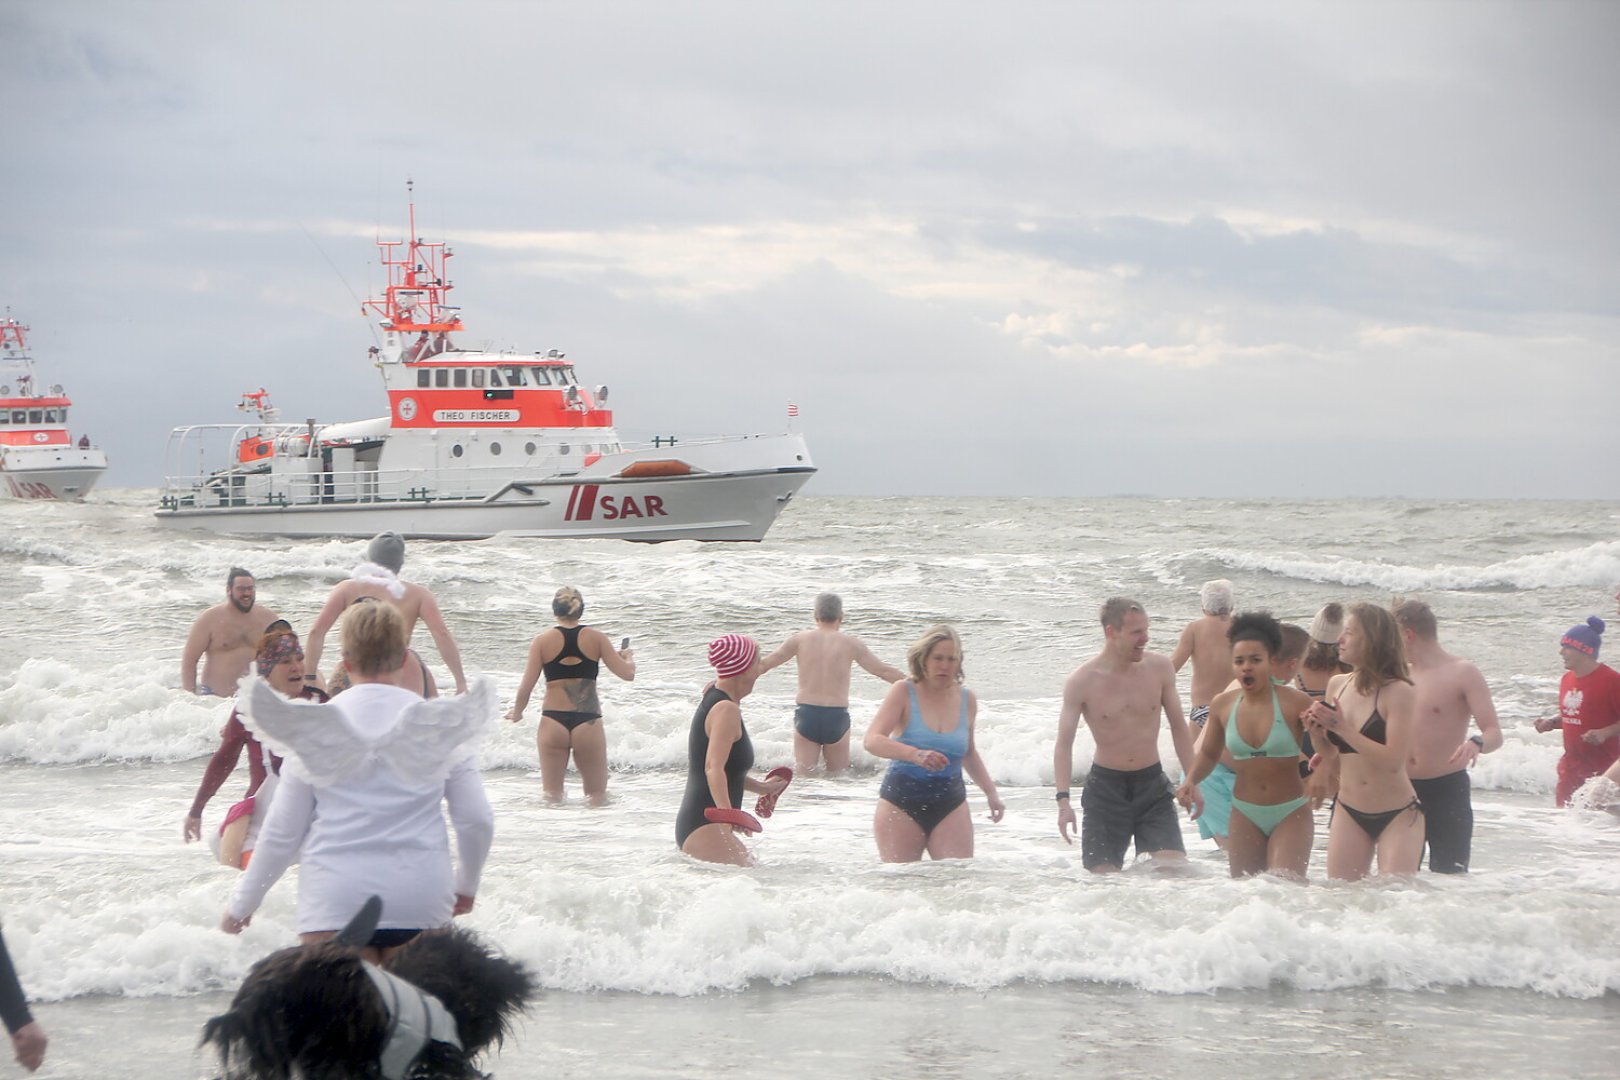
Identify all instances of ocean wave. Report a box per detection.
[19,855,1616,1001]
[1205,540,1620,592]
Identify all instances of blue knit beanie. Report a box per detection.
[1561,616,1605,658]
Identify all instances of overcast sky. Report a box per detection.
[4,0,1616,497]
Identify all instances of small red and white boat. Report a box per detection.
[156,194,814,540]
[0,316,109,501]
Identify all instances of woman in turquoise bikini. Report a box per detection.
[1177,612,1316,878]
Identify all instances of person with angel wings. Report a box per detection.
[220,600,495,959]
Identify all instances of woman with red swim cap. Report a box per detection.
[675,634,792,865]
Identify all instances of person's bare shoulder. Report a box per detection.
[1142,652,1176,678]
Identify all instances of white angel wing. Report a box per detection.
[372,676,497,787]
[236,675,372,786]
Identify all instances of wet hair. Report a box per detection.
[1099,597,1145,629]
[906,624,965,683]
[227,567,254,590]
[1346,602,1411,693]
[552,586,584,620]
[341,600,407,677]
[1391,597,1438,641]
[814,592,843,624]
[1277,623,1310,664]
[1227,611,1281,656]
[1200,579,1235,617]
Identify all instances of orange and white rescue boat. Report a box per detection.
[155,194,814,540]
[0,316,109,501]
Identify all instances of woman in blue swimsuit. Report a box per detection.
[508,587,637,805]
[1303,602,1424,881]
[1177,613,1316,878]
[864,625,1004,862]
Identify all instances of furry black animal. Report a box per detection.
[202,928,535,1080]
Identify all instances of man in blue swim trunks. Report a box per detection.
[181,568,280,696]
[1054,597,1201,872]
[759,593,904,772]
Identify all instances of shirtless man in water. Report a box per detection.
[1393,599,1502,873]
[304,532,466,695]
[758,592,904,772]
[1055,597,1200,872]
[1171,579,1236,730]
[181,568,280,696]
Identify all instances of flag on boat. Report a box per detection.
[787,402,800,417]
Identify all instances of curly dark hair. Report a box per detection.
[1226,611,1282,656]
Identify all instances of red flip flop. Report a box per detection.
[754,766,794,818]
[704,806,763,834]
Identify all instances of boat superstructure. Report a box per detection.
[156,193,814,540]
[0,316,109,501]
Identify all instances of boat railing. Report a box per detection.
[157,425,806,511]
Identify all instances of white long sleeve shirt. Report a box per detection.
[228,681,495,933]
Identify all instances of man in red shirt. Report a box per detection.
[1534,616,1620,806]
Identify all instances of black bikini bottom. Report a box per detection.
[1335,797,1423,841]
[542,709,602,732]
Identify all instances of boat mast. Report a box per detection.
[362,181,462,363]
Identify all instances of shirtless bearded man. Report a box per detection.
[1393,598,1502,873]
[1055,597,1200,872]
[758,592,904,772]
[181,568,280,696]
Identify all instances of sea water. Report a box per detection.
[2,491,1618,1078]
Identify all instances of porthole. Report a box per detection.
[559,443,571,455]
[490,442,502,456]
[525,442,537,455]
[452,445,464,458]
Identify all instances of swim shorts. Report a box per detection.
[1196,761,1236,841]
[1080,762,1186,870]
[1411,769,1472,874]
[794,703,851,745]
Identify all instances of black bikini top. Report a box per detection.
[542,625,599,681]
[1325,685,1385,754]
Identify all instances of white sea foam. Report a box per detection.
[1204,540,1620,592]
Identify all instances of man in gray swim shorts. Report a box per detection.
[1054,597,1200,872]
[759,593,904,772]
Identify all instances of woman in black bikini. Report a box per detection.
[508,587,636,805]
[1304,602,1424,880]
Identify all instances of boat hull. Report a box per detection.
[154,467,815,540]
[0,449,109,501]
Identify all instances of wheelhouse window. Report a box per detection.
[529,366,552,385]
[417,370,431,388]
[10,411,23,424]
[503,366,528,386]
[453,369,467,388]
[434,369,449,388]
[471,369,485,388]
[44,409,59,423]
[29,410,42,424]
